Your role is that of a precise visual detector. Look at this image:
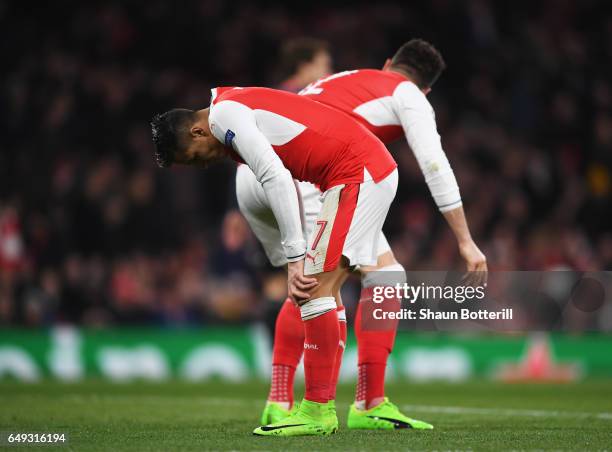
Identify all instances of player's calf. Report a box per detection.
[297,263,347,405]
[356,259,405,410]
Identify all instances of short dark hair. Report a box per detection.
[150,108,195,167]
[391,39,446,89]
[281,37,329,76]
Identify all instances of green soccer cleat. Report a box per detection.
[347,397,434,430]
[327,400,339,430]
[260,401,299,425]
[253,399,338,436]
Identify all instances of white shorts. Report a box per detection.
[235,164,394,271]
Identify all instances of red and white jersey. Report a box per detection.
[300,69,462,212]
[209,86,396,191]
[208,86,396,262]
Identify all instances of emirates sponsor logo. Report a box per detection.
[304,343,319,350]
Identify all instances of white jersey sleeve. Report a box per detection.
[209,100,307,261]
[392,81,462,212]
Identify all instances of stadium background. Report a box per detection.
[1,1,612,385]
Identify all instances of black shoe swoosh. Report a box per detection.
[366,415,413,429]
[259,423,307,432]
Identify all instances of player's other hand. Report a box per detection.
[459,240,487,286]
[287,259,319,302]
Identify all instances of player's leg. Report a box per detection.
[329,284,347,410]
[354,240,403,410]
[298,252,347,412]
[235,165,303,421]
[254,263,348,436]
[255,181,365,436]
[235,164,288,268]
[263,300,302,422]
[261,181,324,424]
[348,233,434,430]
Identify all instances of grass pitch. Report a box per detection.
[1,380,612,451]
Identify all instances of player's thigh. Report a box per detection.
[334,289,343,308]
[342,169,398,269]
[302,171,398,298]
[332,266,350,300]
[303,182,360,276]
[298,181,323,240]
[304,258,350,302]
[376,233,395,265]
[235,165,286,267]
[359,233,397,273]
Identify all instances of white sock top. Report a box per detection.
[300,297,336,321]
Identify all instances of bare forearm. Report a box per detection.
[442,205,473,245]
[443,205,487,272]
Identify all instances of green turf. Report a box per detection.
[1,380,612,451]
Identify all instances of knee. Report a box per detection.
[304,264,348,302]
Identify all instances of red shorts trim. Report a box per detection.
[323,183,360,272]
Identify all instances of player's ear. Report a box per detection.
[382,58,392,71]
[190,126,207,138]
[190,109,211,138]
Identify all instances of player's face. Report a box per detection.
[176,136,224,168]
[173,109,225,168]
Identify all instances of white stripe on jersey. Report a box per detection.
[353,96,401,127]
[252,109,307,145]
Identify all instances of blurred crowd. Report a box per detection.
[1,1,611,327]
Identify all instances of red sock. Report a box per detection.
[328,306,347,400]
[355,362,387,409]
[268,299,304,406]
[355,287,399,409]
[301,297,340,404]
[269,365,295,406]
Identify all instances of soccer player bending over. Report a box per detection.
[151,87,399,436]
[236,38,487,429]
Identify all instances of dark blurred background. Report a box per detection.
[1,0,612,327]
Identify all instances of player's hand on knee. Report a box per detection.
[287,260,318,302]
